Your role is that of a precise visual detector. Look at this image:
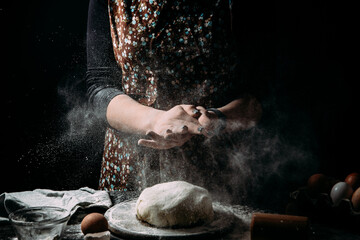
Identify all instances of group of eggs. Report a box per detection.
[307,172,360,210]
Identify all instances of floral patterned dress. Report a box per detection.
[99,0,242,195]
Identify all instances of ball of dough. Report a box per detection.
[136,181,214,228]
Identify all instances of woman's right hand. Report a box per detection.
[138,105,205,149]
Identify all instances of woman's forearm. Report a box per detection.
[106,95,205,149]
[106,95,163,135]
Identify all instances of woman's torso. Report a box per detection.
[101,0,240,197]
[108,0,238,108]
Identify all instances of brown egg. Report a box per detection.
[351,187,360,211]
[345,173,360,190]
[81,213,108,235]
[307,173,331,197]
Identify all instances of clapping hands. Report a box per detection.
[138,104,221,149]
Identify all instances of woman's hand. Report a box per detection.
[196,106,223,137]
[196,95,263,136]
[138,105,204,149]
[108,94,262,148]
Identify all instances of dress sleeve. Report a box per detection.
[86,0,123,120]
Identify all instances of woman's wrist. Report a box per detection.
[146,108,164,134]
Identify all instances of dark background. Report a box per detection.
[1,1,358,196]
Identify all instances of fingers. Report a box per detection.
[138,131,175,149]
[195,106,220,137]
[138,130,192,149]
[176,108,206,135]
[180,125,188,133]
[138,139,174,149]
[138,104,211,149]
[164,125,188,140]
[181,105,201,119]
[145,131,164,142]
[185,121,210,136]
[178,105,212,136]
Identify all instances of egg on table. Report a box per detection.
[81,213,110,240]
[330,182,353,206]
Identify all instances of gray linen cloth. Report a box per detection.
[0,187,112,223]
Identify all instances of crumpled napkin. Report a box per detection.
[0,187,112,223]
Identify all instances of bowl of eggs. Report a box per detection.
[287,172,360,227]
